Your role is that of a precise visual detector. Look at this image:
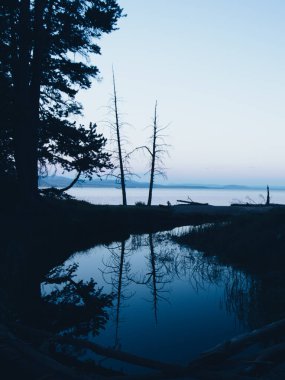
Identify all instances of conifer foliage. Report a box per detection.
[0,0,123,199]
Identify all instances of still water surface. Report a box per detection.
[41,188,285,372]
[42,229,259,372]
[67,186,285,206]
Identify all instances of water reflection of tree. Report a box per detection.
[0,235,116,375]
[100,233,285,333]
[172,247,255,327]
[172,245,285,330]
[218,267,285,330]
[42,262,113,337]
[100,240,133,349]
[130,233,173,324]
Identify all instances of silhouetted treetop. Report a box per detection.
[0,0,124,199]
[39,121,113,191]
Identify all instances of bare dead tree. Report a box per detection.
[132,101,170,206]
[108,68,127,205]
[266,185,270,205]
[146,102,171,205]
[147,101,158,206]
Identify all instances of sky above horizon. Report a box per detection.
[76,0,285,186]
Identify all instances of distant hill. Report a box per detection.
[38,176,217,189]
[38,176,285,191]
[39,176,163,189]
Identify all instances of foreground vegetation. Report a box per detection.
[174,209,285,271]
[0,188,179,259]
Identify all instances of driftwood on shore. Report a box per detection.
[171,203,284,222]
[177,200,209,206]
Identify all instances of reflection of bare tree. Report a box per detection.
[130,233,173,324]
[176,249,255,326]
[167,246,224,293]
[130,233,144,251]
[171,245,285,330]
[100,240,133,349]
[221,268,255,326]
[149,234,159,323]
[101,232,285,332]
[223,269,285,329]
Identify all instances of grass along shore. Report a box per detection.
[173,209,285,271]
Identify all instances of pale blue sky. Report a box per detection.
[77,0,285,185]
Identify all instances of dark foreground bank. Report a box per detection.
[2,194,284,268]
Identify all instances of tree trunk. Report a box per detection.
[147,101,157,206]
[112,69,127,205]
[266,185,270,205]
[13,0,37,201]
[12,1,46,202]
[59,171,81,193]
[29,0,46,197]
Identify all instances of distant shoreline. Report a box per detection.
[38,176,285,191]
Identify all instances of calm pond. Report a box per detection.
[41,225,282,373]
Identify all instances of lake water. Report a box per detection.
[41,226,278,374]
[39,188,285,374]
[67,186,285,206]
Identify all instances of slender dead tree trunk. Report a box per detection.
[147,101,158,206]
[112,69,127,205]
[266,185,270,205]
[132,101,169,206]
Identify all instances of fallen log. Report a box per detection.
[8,318,285,379]
[9,322,185,373]
[0,324,99,380]
[187,318,285,368]
[177,200,209,206]
[243,342,285,376]
[56,335,184,373]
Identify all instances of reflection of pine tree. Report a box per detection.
[42,263,113,336]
